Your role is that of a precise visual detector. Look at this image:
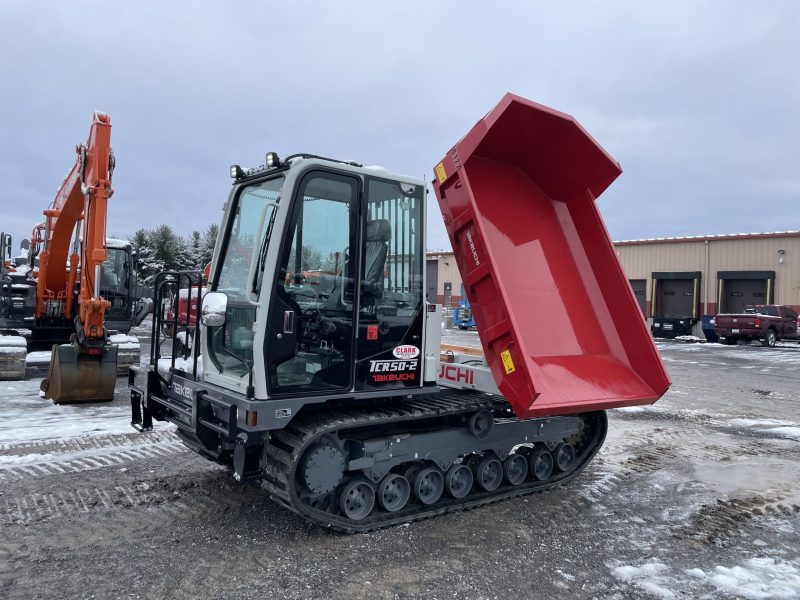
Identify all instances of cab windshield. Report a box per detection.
[210,177,284,376]
[100,246,131,320]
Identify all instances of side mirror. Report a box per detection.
[201,291,228,327]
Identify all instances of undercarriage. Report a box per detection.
[262,394,606,532]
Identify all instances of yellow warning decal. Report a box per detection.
[435,162,447,183]
[500,349,515,374]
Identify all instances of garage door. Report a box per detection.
[652,271,701,319]
[717,271,775,314]
[629,279,646,315]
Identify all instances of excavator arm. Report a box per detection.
[35,111,115,339]
[40,112,119,404]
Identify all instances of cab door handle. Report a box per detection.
[283,310,295,334]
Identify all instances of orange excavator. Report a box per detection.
[34,111,119,403]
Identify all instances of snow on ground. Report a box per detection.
[614,405,660,414]
[659,340,800,364]
[108,333,140,349]
[767,427,800,441]
[726,418,800,441]
[687,557,800,600]
[0,378,167,444]
[612,557,800,599]
[611,561,676,599]
[729,418,798,428]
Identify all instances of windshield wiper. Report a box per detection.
[251,206,278,294]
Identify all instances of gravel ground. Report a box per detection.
[1,329,799,599]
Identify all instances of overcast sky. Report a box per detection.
[1,1,798,255]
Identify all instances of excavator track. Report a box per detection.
[261,390,607,533]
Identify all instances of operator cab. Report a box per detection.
[100,239,134,333]
[203,155,428,401]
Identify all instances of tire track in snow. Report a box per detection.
[0,439,187,481]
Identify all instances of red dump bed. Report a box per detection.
[433,93,670,418]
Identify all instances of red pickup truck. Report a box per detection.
[714,304,800,347]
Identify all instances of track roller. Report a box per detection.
[377,473,410,512]
[474,454,503,491]
[527,446,554,481]
[503,453,528,486]
[553,442,576,473]
[413,466,444,505]
[339,478,375,521]
[444,464,473,498]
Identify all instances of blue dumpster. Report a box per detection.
[701,315,718,343]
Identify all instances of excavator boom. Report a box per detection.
[39,112,118,404]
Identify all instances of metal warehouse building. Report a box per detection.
[427,231,800,337]
[615,231,800,336]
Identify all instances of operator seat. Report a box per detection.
[324,219,391,311]
[361,219,391,311]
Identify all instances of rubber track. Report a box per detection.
[262,390,607,533]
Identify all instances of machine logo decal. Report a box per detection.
[465,229,480,266]
[369,359,418,383]
[500,349,515,375]
[392,345,420,359]
[438,364,475,385]
[172,383,192,399]
[435,162,447,183]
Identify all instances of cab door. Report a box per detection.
[354,177,425,391]
[265,171,360,396]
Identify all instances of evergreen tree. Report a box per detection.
[188,230,203,269]
[129,228,162,283]
[199,223,219,268]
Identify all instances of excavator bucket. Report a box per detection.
[42,343,118,404]
[433,93,670,419]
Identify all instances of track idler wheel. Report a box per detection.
[444,464,473,499]
[376,473,410,512]
[339,478,375,521]
[503,453,528,486]
[553,442,576,473]
[528,447,554,481]
[413,466,444,505]
[474,454,503,491]
[43,343,118,404]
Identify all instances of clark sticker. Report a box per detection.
[393,345,420,359]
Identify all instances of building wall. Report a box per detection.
[615,234,800,322]
[426,253,462,306]
[426,233,800,328]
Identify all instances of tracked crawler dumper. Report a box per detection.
[130,94,670,532]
